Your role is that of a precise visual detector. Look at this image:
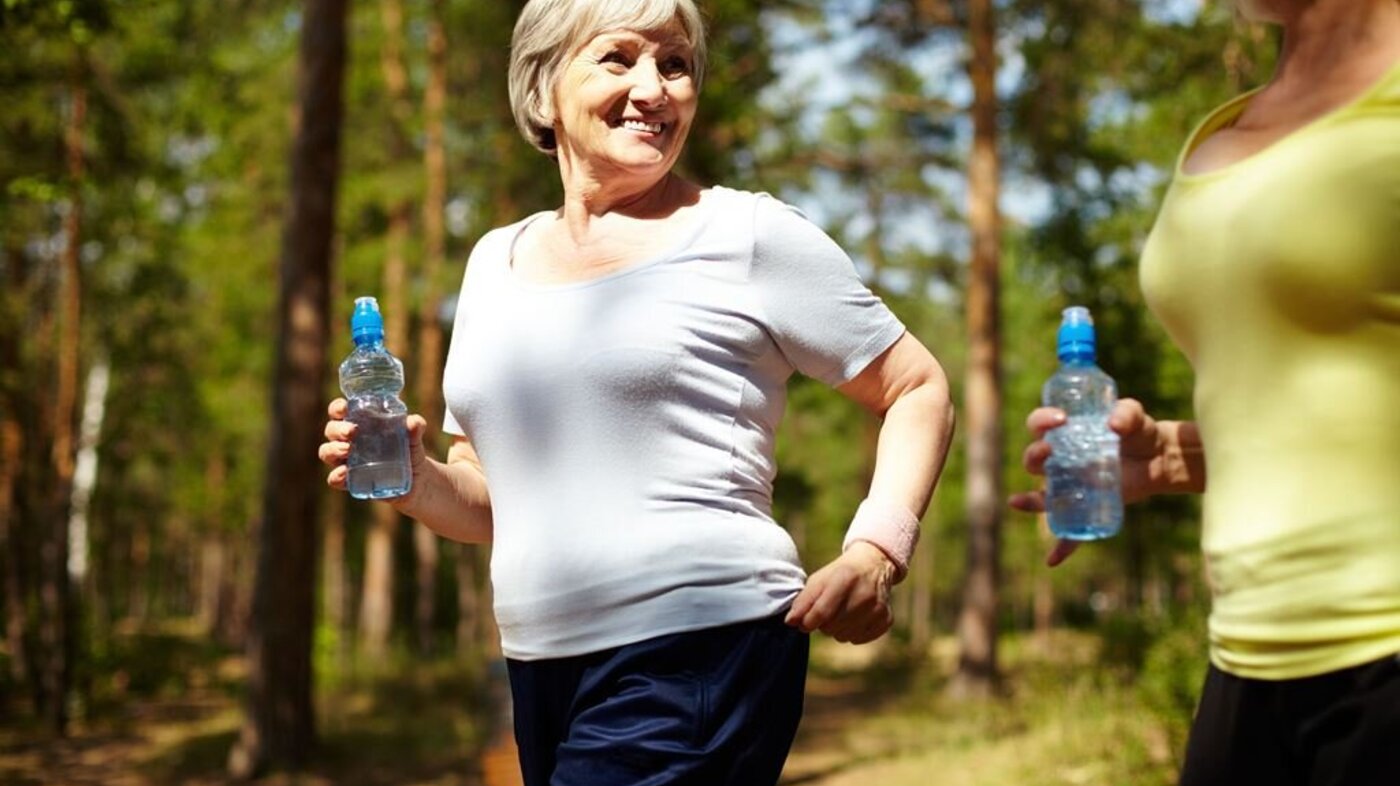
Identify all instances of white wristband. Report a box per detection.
[842,498,920,582]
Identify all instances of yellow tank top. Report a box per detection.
[1139,61,1400,680]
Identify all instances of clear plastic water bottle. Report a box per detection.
[1042,306,1122,540]
[340,296,412,500]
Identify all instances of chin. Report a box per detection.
[609,145,673,171]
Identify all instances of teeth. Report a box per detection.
[622,119,663,133]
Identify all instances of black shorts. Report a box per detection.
[1179,652,1400,786]
[506,614,809,786]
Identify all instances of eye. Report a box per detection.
[598,50,631,71]
[659,55,690,79]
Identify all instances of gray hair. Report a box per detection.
[508,0,708,156]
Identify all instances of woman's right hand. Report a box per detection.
[1009,398,1204,565]
[317,398,429,500]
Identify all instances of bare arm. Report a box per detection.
[838,332,955,517]
[785,332,955,643]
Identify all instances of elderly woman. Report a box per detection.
[1014,0,1399,783]
[320,0,952,783]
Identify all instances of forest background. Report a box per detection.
[0,0,1277,784]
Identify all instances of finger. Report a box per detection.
[403,414,429,464]
[1009,490,1046,513]
[820,608,865,643]
[1026,407,1067,438]
[849,609,894,645]
[325,419,356,442]
[327,465,348,490]
[318,441,350,466]
[327,398,348,419]
[784,584,819,627]
[819,599,866,642]
[1110,398,1160,456]
[1021,440,1053,475]
[826,597,891,644]
[1108,398,1152,439]
[799,580,849,634]
[1046,539,1080,567]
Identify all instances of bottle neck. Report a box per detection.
[353,334,386,351]
[1057,351,1096,366]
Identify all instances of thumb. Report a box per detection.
[405,414,430,464]
[1046,539,1080,567]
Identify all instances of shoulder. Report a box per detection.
[464,213,549,273]
[699,186,813,227]
[472,213,548,259]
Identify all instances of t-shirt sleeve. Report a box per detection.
[750,195,906,386]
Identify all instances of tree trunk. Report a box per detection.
[418,0,449,423]
[454,544,478,656]
[0,404,26,687]
[357,201,409,660]
[67,354,108,590]
[321,490,346,638]
[413,0,451,655]
[909,519,934,650]
[0,243,28,689]
[198,453,228,636]
[952,0,1004,699]
[230,0,348,775]
[40,68,87,735]
[359,506,397,657]
[200,535,226,634]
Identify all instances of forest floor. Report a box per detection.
[0,624,1191,786]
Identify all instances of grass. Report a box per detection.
[783,626,1203,786]
[2,620,1207,786]
[1,622,493,785]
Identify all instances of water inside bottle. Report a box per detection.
[346,405,411,499]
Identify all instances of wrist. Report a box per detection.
[842,498,920,583]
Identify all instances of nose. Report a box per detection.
[629,58,666,107]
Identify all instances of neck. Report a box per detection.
[1271,0,1400,81]
[554,150,692,240]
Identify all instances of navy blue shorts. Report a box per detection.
[506,614,809,786]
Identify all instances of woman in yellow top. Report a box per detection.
[1012,0,1400,783]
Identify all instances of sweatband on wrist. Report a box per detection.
[841,498,920,582]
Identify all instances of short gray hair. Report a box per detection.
[508,0,708,156]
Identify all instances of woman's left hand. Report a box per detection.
[784,542,897,643]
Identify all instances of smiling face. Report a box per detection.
[552,23,698,181]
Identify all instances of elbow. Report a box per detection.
[885,359,954,430]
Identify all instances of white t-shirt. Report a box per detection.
[442,186,906,660]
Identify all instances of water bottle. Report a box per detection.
[1042,306,1122,540]
[339,296,412,500]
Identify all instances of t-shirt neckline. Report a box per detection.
[504,187,724,292]
[1175,57,1400,183]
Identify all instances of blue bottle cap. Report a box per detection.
[1056,306,1096,362]
[351,296,385,345]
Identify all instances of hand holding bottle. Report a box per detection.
[319,399,430,499]
[1010,398,1208,564]
[319,296,418,500]
[1036,307,1124,541]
